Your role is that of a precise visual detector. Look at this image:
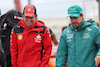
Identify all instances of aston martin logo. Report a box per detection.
[69,8,76,10]
[18,34,23,40]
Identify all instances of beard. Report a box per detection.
[72,22,79,28]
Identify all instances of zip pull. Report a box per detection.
[75,35,76,39]
[75,29,77,31]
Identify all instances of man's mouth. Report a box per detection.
[73,22,77,25]
[27,22,31,24]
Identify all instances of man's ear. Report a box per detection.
[80,14,83,17]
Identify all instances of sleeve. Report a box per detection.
[39,27,52,67]
[10,28,18,67]
[56,32,68,67]
[0,39,7,67]
[94,27,100,56]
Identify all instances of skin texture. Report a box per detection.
[70,14,83,29]
[24,16,35,29]
[95,56,100,67]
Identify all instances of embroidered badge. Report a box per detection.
[18,34,23,40]
[35,34,42,43]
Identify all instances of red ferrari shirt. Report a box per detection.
[10,20,52,67]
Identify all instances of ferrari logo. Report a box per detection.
[37,31,40,33]
[28,8,31,12]
[18,34,23,40]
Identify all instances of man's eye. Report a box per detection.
[28,16,34,18]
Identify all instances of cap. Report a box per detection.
[66,5,83,18]
[23,5,36,17]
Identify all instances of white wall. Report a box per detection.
[0,0,15,15]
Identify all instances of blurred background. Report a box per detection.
[0,0,99,40]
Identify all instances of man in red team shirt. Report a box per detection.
[10,5,52,67]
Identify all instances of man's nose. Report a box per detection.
[27,19,31,21]
[72,19,76,22]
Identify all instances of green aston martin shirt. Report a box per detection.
[56,20,100,67]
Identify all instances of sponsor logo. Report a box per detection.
[83,32,90,39]
[14,15,17,19]
[67,30,71,33]
[83,27,91,39]
[68,39,72,42]
[69,11,77,13]
[69,8,76,10]
[18,34,23,40]
[83,33,90,35]
[83,35,90,39]
[67,33,73,42]
[35,34,42,43]
[14,15,23,20]
[28,8,31,12]
[87,27,92,31]
[67,34,73,39]
[73,14,78,16]
[37,31,41,33]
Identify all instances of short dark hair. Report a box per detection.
[80,14,83,16]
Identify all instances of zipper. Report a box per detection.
[75,29,77,31]
[74,31,76,67]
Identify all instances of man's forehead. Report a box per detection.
[25,16,34,18]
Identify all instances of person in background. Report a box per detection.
[96,22,100,28]
[86,19,100,29]
[95,21,100,29]
[48,29,58,67]
[62,26,68,32]
[56,5,100,67]
[10,5,52,67]
[49,29,58,57]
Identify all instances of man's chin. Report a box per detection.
[73,25,78,28]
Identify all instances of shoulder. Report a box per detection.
[36,20,45,26]
[88,25,100,32]
[60,27,69,39]
[13,25,24,34]
[62,27,70,34]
